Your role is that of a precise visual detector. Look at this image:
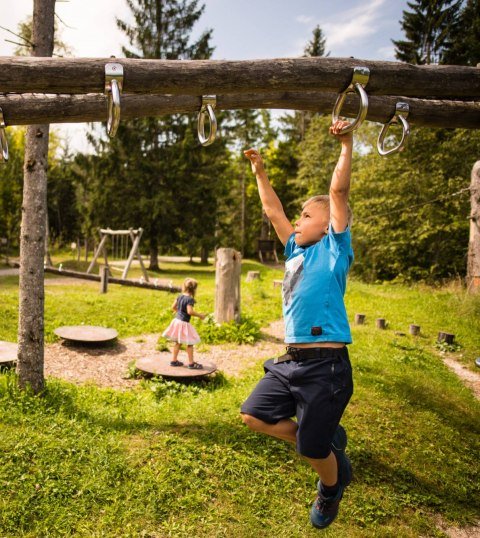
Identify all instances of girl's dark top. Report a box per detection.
[175,294,195,322]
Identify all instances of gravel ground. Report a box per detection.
[43,320,286,390]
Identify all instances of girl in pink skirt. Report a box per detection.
[162,277,206,369]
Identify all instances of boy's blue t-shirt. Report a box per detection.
[282,223,354,344]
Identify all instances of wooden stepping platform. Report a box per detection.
[0,341,17,364]
[54,325,118,343]
[136,356,217,378]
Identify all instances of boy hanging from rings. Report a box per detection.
[241,119,355,530]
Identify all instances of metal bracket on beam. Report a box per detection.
[0,108,8,163]
[332,66,370,134]
[105,62,124,138]
[377,102,410,156]
[197,95,217,146]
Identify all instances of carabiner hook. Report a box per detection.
[377,102,410,156]
[332,66,370,134]
[0,108,8,163]
[105,62,124,138]
[197,95,217,146]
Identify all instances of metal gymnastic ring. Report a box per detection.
[197,95,217,146]
[377,102,410,156]
[105,62,123,138]
[107,79,121,138]
[332,66,370,134]
[0,108,8,163]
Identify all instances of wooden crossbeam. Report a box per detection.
[0,56,478,98]
[0,91,478,129]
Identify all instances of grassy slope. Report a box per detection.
[0,261,479,537]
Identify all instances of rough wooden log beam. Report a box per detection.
[0,56,478,98]
[1,92,479,129]
[43,266,180,292]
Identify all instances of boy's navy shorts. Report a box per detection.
[240,346,353,459]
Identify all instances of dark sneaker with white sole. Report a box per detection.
[310,424,353,529]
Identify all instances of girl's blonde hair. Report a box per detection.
[302,194,354,228]
[182,277,198,297]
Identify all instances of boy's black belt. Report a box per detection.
[273,346,345,364]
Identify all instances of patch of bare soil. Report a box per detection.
[434,515,480,538]
[44,320,286,390]
[441,355,480,400]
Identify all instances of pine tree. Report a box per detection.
[303,25,329,57]
[443,0,480,65]
[392,0,463,64]
[84,0,224,270]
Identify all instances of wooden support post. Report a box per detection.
[467,161,480,291]
[100,266,109,294]
[376,318,386,330]
[87,232,108,274]
[215,248,241,323]
[16,0,55,394]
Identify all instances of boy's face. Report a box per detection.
[294,202,329,247]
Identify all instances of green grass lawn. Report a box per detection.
[0,261,479,537]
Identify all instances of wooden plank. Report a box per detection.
[0,56,478,98]
[43,266,180,292]
[1,91,479,129]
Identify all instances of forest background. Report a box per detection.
[1,0,479,283]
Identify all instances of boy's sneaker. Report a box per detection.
[309,425,353,529]
[310,486,344,529]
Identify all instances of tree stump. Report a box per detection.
[215,248,241,323]
[273,279,283,288]
[355,313,366,325]
[409,324,420,336]
[376,318,386,330]
[437,332,455,345]
[246,271,260,282]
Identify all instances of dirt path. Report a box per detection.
[43,320,286,390]
[441,355,480,400]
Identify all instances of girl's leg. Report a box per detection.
[186,345,194,365]
[172,343,181,361]
[241,414,338,485]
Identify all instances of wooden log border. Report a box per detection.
[0,91,479,129]
[0,56,479,98]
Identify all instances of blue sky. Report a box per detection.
[0,0,408,151]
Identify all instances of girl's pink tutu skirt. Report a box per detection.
[162,318,201,345]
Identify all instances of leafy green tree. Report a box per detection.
[393,0,463,64]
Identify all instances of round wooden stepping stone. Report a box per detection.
[136,356,217,378]
[54,325,118,343]
[0,341,17,364]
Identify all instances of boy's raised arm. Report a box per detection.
[244,148,294,246]
[328,120,353,233]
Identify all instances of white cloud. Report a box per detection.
[322,0,386,48]
[376,45,396,60]
[296,15,314,25]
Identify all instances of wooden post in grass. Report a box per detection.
[376,318,386,330]
[437,332,455,345]
[16,0,55,394]
[100,266,109,294]
[409,324,421,336]
[467,161,480,292]
[355,313,366,325]
[215,248,241,323]
[246,271,260,282]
